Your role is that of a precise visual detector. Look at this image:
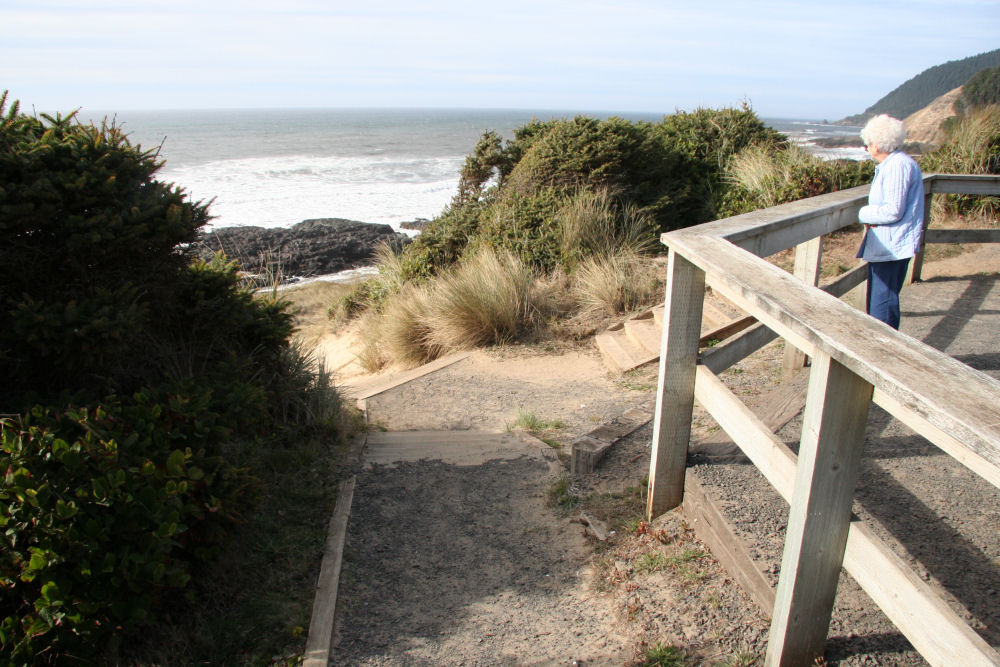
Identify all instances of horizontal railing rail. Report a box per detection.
[648,173,1000,666]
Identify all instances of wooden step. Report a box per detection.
[624,317,663,356]
[595,298,753,373]
[342,351,472,405]
[364,430,552,468]
[596,328,657,373]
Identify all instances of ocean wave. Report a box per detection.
[159,153,464,229]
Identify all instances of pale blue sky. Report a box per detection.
[3,0,999,119]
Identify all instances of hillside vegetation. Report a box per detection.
[843,48,1000,124]
[336,105,883,370]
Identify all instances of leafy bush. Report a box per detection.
[719,145,875,216]
[398,106,784,280]
[0,93,341,661]
[0,392,240,660]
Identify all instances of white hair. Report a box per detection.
[860,114,907,153]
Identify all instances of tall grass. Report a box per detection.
[370,246,542,365]
[724,144,820,209]
[355,309,389,373]
[271,340,342,427]
[922,105,1000,218]
[574,249,661,315]
[330,241,409,322]
[557,187,658,263]
[380,283,443,367]
[424,246,538,350]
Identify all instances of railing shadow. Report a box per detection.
[853,429,1000,645]
[903,274,999,353]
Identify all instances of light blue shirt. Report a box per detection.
[858,151,925,262]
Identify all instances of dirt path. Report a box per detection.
[320,247,1000,666]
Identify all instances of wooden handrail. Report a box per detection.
[649,173,1000,666]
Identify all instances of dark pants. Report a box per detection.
[866,259,910,330]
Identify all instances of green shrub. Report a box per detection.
[0,393,241,660]
[719,145,875,216]
[397,106,784,281]
[0,93,342,662]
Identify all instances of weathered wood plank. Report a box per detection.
[693,366,798,499]
[692,364,1000,666]
[765,354,873,666]
[844,522,1000,666]
[699,314,757,347]
[909,192,934,284]
[873,388,1000,489]
[648,250,705,518]
[821,262,867,298]
[683,474,776,616]
[664,231,1000,472]
[693,367,809,459]
[924,228,1000,244]
[782,237,823,378]
[926,174,1000,196]
[304,476,356,666]
[663,185,869,259]
[699,264,866,376]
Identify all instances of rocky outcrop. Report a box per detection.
[193,218,410,280]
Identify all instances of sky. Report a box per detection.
[3,0,999,120]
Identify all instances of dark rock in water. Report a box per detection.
[193,218,409,279]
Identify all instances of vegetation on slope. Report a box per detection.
[956,64,1000,114]
[842,48,1000,124]
[336,105,884,369]
[0,92,346,663]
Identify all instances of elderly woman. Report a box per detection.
[857,114,925,330]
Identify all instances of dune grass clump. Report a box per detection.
[380,283,443,367]
[721,144,875,215]
[363,246,543,367]
[423,246,539,350]
[574,249,661,316]
[921,105,1000,218]
[556,187,658,266]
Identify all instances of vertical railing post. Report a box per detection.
[907,191,934,285]
[765,352,873,666]
[782,237,823,379]
[647,249,705,519]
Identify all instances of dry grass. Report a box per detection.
[422,246,539,350]
[282,280,356,342]
[380,283,444,367]
[557,187,658,262]
[724,144,818,208]
[355,309,389,373]
[574,249,662,315]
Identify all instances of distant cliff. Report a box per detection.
[841,48,1000,124]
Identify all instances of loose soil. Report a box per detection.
[308,236,1000,666]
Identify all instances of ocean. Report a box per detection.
[90,108,866,232]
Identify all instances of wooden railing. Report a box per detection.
[647,174,1000,666]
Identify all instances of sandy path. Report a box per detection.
[315,247,1000,666]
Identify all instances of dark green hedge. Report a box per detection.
[0,93,318,662]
